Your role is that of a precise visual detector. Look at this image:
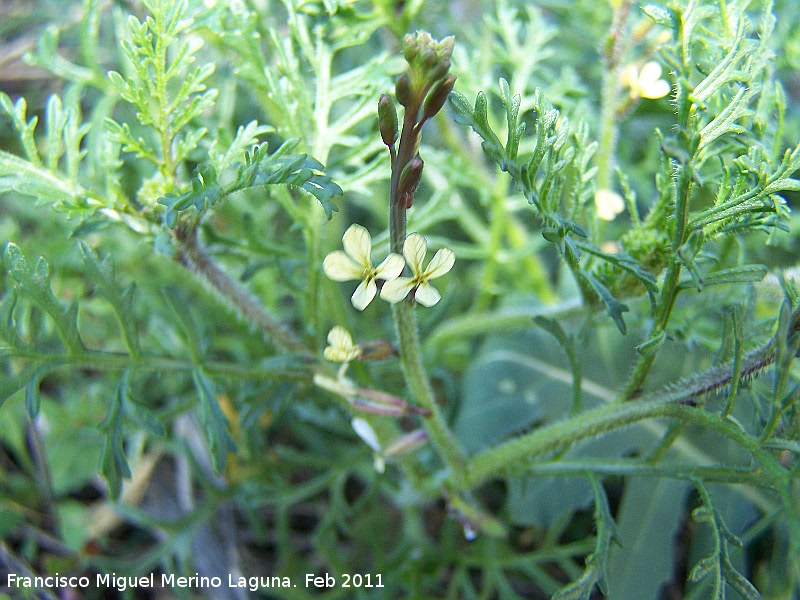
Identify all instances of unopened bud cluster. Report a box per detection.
[378,31,457,227]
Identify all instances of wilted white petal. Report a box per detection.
[351,418,382,452]
[380,277,415,303]
[424,248,455,279]
[323,251,363,281]
[352,279,378,311]
[414,281,442,307]
[595,189,625,221]
[375,253,405,281]
[403,233,428,274]
[342,224,372,266]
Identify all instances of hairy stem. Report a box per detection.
[392,300,467,485]
[174,224,308,355]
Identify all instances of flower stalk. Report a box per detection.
[381,32,468,483]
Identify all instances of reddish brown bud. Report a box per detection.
[395,73,413,108]
[378,94,398,147]
[398,156,424,208]
[422,74,456,121]
[359,339,396,361]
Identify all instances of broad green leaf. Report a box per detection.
[607,478,690,598]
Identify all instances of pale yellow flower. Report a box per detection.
[323,326,361,363]
[622,61,671,100]
[595,189,625,221]
[323,224,405,311]
[380,233,455,307]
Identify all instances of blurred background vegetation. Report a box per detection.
[2,0,800,598]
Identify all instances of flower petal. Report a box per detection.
[327,325,353,349]
[639,61,663,85]
[342,224,372,267]
[323,251,363,281]
[380,277,415,303]
[375,253,405,281]
[403,233,428,274]
[424,248,455,279]
[595,189,625,221]
[641,78,670,99]
[414,281,442,307]
[351,279,377,311]
[352,417,382,452]
[324,326,360,362]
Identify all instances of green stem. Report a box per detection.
[392,299,467,486]
[9,350,310,383]
[459,395,788,492]
[593,0,632,240]
[474,177,512,312]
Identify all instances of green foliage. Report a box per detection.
[2,0,800,598]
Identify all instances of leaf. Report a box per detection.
[687,482,761,600]
[99,371,134,500]
[158,141,343,226]
[641,4,674,27]
[575,240,658,294]
[579,271,630,334]
[3,243,84,354]
[607,478,690,598]
[79,243,141,358]
[677,265,768,291]
[534,316,582,413]
[192,369,237,472]
[553,475,617,600]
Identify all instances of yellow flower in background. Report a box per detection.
[323,224,405,311]
[595,189,625,221]
[323,326,361,363]
[622,61,671,100]
[380,233,455,307]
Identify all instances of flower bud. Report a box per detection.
[436,36,455,60]
[423,60,448,86]
[377,94,398,147]
[383,429,429,457]
[395,73,413,108]
[420,46,438,69]
[398,156,424,209]
[359,339,396,361]
[422,74,456,121]
[351,398,405,417]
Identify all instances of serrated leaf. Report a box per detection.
[79,243,141,358]
[575,240,658,294]
[99,371,134,500]
[677,265,768,291]
[192,369,237,473]
[535,316,582,412]
[160,286,203,361]
[580,271,629,334]
[0,364,42,409]
[158,141,342,225]
[553,476,617,600]
[3,243,84,353]
[641,4,674,27]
